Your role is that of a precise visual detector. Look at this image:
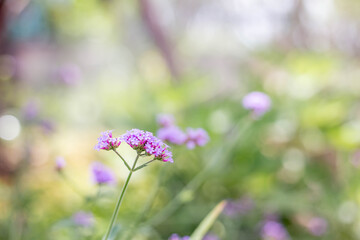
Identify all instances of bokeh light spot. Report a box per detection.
[0,115,21,141]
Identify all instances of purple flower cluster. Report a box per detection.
[121,129,173,163]
[94,130,121,151]
[90,162,116,185]
[72,211,95,227]
[242,91,271,118]
[186,128,210,149]
[306,217,327,236]
[223,196,254,217]
[261,220,289,240]
[168,234,190,240]
[156,114,209,149]
[55,156,66,171]
[157,126,187,145]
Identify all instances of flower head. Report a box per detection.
[157,126,187,145]
[261,220,289,240]
[90,162,116,185]
[94,130,121,151]
[157,114,175,128]
[306,217,327,236]
[242,91,271,117]
[185,128,209,149]
[55,156,66,171]
[121,129,173,163]
[72,211,95,227]
[168,234,190,240]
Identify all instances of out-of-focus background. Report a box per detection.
[1,0,360,239]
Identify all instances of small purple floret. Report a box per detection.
[168,234,190,240]
[242,91,271,117]
[55,156,66,171]
[72,211,95,227]
[185,128,209,149]
[94,130,121,151]
[157,114,175,128]
[121,129,173,163]
[157,126,187,145]
[261,220,289,240]
[91,162,116,185]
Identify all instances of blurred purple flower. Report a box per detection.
[72,211,95,227]
[223,196,254,217]
[121,129,173,162]
[185,128,209,149]
[168,234,190,240]
[261,220,290,240]
[90,162,116,185]
[94,130,121,151]
[157,114,175,128]
[57,64,82,85]
[55,156,66,171]
[22,100,39,121]
[203,234,220,240]
[306,217,327,236]
[242,91,271,118]
[157,126,187,145]
[41,119,56,134]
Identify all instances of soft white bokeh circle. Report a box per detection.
[0,115,21,140]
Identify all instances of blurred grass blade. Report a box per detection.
[190,201,226,240]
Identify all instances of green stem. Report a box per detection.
[122,167,165,240]
[113,149,131,171]
[60,172,85,198]
[134,158,156,171]
[103,154,140,240]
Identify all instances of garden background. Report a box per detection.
[1,0,360,239]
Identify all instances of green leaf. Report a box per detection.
[189,201,226,240]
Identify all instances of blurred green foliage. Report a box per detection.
[1,0,360,239]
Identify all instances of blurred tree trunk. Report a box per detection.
[139,0,180,82]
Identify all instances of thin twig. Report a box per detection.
[134,158,157,171]
[113,149,131,171]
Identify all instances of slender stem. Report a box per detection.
[103,154,140,240]
[134,158,156,171]
[96,184,102,199]
[132,154,141,170]
[122,167,166,240]
[113,149,131,171]
[59,171,85,198]
[86,185,102,207]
